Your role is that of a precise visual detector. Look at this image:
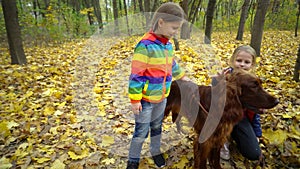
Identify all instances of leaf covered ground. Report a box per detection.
[0,31,299,169]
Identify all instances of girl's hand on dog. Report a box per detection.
[131,102,142,115]
[181,76,191,81]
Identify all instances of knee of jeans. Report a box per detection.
[150,123,162,137]
[133,126,149,138]
[151,121,162,130]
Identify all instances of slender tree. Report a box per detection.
[119,0,122,13]
[151,0,159,13]
[293,44,300,82]
[180,0,190,39]
[204,0,217,44]
[2,0,27,64]
[227,0,233,33]
[250,0,270,56]
[92,0,103,30]
[190,0,202,26]
[144,0,151,29]
[295,0,300,37]
[132,0,137,12]
[138,0,144,13]
[236,0,251,40]
[112,0,119,35]
[123,0,130,35]
[84,0,94,25]
[105,0,109,22]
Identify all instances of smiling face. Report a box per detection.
[154,19,182,39]
[233,51,254,71]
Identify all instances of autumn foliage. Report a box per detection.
[0,31,299,168]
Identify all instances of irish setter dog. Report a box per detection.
[164,70,279,169]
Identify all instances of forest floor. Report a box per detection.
[0,31,299,169]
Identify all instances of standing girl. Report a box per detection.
[214,45,264,162]
[127,2,189,169]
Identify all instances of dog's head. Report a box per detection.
[227,70,279,109]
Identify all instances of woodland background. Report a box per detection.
[0,0,300,169]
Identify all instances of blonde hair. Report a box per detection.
[229,45,257,72]
[151,2,185,31]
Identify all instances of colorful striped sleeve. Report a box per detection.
[128,42,148,103]
[172,59,185,80]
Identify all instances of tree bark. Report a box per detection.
[189,0,202,33]
[151,0,159,13]
[138,0,144,13]
[180,0,190,39]
[144,0,151,29]
[92,0,103,30]
[188,0,197,21]
[84,0,94,25]
[250,0,270,56]
[105,0,109,22]
[119,0,122,13]
[204,0,217,44]
[2,0,27,65]
[132,0,137,12]
[112,0,119,35]
[123,0,130,35]
[293,44,300,82]
[173,37,180,51]
[236,0,251,40]
[295,0,300,37]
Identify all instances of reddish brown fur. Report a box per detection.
[164,70,279,169]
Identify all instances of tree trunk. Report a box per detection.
[84,0,94,25]
[204,0,217,44]
[250,0,270,56]
[70,0,81,36]
[173,37,180,51]
[188,0,197,21]
[33,0,38,25]
[249,0,255,30]
[2,0,27,65]
[144,0,151,29]
[138,0,144,13]
[295,0,300,37]
[112,0,119,35]
[151,0,159,13]
[272,0,280,13]
[227,0,233,33]
[92,0,103,30]
[123,0,130,35]
[190,0,202,25]
[180,0,190,39]
[132,0,137,12]
[236,0,251,40]
[119,0,122,14]
[105,0,109,22]
[293,44,300,82]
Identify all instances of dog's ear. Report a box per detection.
[226,71,243,95]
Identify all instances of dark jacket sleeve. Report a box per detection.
[211,76,219,86]
[251,113,262,137]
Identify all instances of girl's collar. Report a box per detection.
[149,30,169,45]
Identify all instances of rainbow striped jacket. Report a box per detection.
[128,32,185,103]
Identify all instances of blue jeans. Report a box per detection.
[128,99,166,163]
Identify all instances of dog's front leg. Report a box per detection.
[209,147,222,169]
[193,135,203,169]
[193,136,208,169]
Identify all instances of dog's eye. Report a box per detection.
[249,81,259,88]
